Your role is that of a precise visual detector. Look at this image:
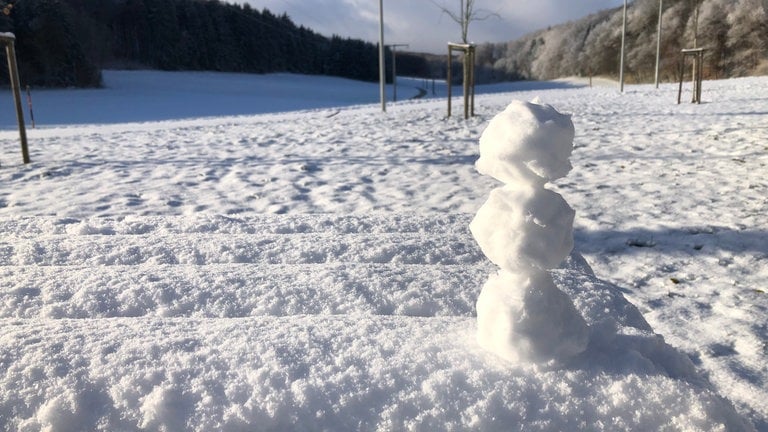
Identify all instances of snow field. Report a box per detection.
[0,71,767,430]
[0,213,751,431]
[0,315,743,431]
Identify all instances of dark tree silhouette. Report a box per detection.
[0,0,386,87]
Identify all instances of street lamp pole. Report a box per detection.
[655,0,663,88]
[379,0,386,112]
[619,0,627,92]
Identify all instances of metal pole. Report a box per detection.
[691,0,700,102]
[692,0,699,48]
[655,0,663,88]
[460,0,465,42]
[447,46,452,117]
[378,0,386,112]
[619,0,627,92]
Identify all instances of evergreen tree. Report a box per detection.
[0,0,386,87]
[9,0,101,87]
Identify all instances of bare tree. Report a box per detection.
[433,0,499,44]
[436,0,498,119]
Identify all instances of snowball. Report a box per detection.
[476,100,574,185]
[470,184,575,271]
[476,269,589,364]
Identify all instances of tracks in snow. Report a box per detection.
[0,215,503,430]
[0,214,489,319]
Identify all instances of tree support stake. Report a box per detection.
[1,32,30,164]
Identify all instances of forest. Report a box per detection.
[473,0,768,83]
[0,0,388,87]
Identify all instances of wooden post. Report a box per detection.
[1,33,30,164]
[677,58,684,104]
[691,59,698,103]
[463,49,469,120]
[679,48,706,104]
[389,43,408,103]
[469,45,475,117]
[696,50,704,103]
[26,85,35,128]
[447,42,475,119]
[392,48,397,102]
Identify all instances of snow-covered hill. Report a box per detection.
[0,71,766,430]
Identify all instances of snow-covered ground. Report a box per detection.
[0,70,766,431]
[0,70,579,128]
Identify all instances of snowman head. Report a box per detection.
[477,99,575,185]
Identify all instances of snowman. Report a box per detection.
[471,99,589,365]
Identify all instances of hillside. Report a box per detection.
[474,0,767,83]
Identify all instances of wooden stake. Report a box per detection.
[26,85,35,128]
[1,33,30,164]
[463,51,469,120]
[447,43,476,119]
[469,45,475,117]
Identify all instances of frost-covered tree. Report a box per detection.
[477,0,768,83]
[724,0,767,75]
[697,0,730,78]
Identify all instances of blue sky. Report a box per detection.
[239,0,625,53]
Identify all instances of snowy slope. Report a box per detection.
[0,71,767,430]
[1,70,578,128]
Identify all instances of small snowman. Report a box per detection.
[471,99,589,365]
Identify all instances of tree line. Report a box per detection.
[1,0,764,89]
[474,0,767,83]
[0,0,385,87]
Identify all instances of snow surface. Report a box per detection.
[1,70,578,128]
[0,70,767,431]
